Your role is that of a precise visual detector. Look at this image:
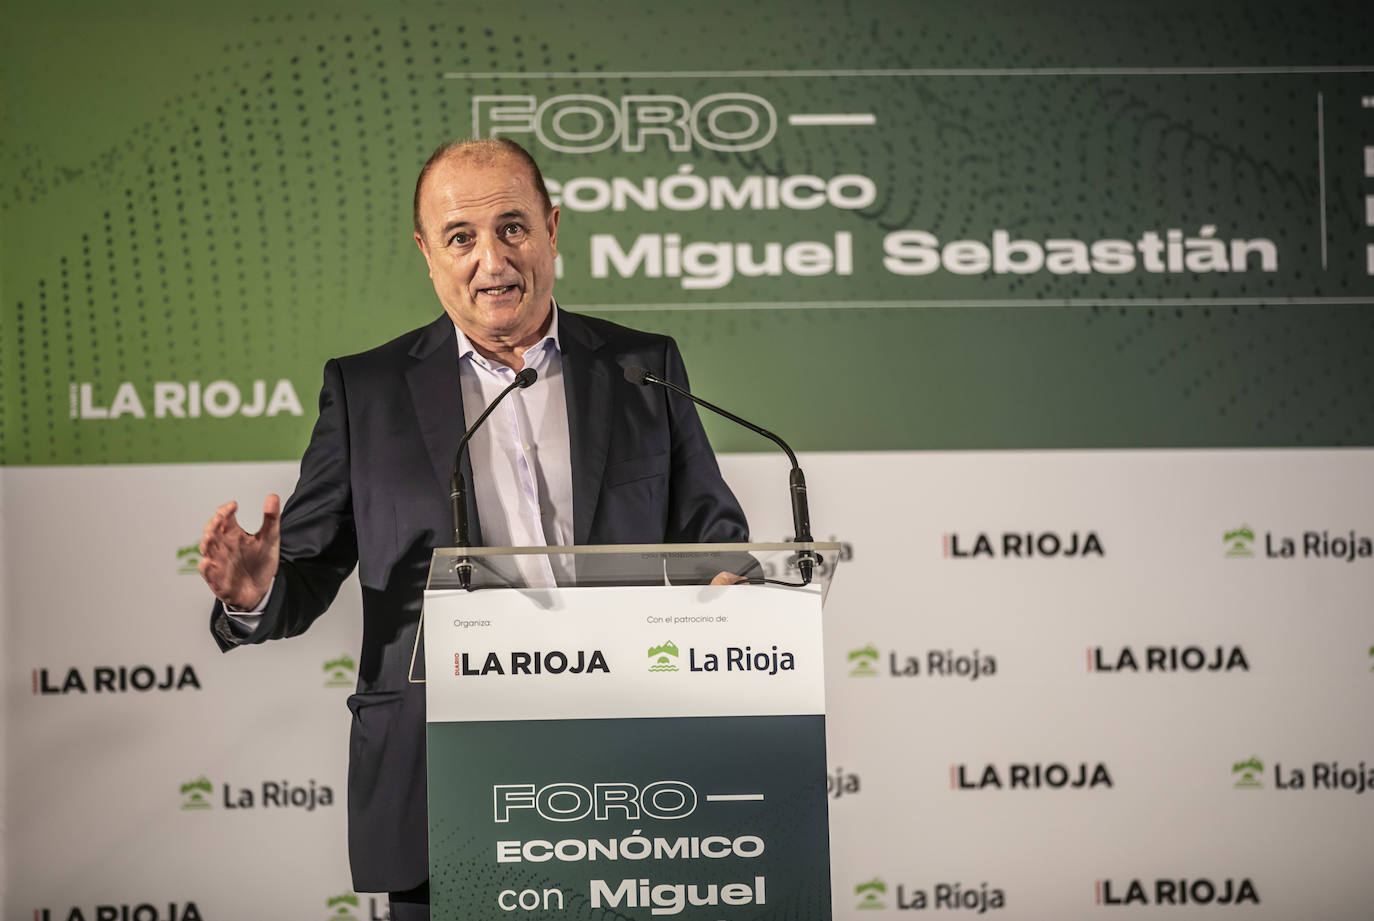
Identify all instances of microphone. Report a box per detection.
[450,367,538,587]
[623,364,818,584]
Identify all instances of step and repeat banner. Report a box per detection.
[3,0,1373,918]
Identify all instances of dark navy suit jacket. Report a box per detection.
[210,309,749,892]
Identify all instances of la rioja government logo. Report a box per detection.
[648,642,679,672]
[848,644,880,677]
[1233,756,1263,789]
[1224,526,1255,558]
[325,892,362,920]
[180,776,213,810]
[855,878,887,910]
[324,655,356,688]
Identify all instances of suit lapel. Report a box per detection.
[560,312,610,545]
[405,314,481,543]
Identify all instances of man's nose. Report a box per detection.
[476,237,507,274]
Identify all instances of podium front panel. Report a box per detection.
[423,583,831,920]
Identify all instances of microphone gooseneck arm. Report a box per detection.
[624,365,818,584]
[450,366,538,587]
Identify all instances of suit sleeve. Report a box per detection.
[210,358,359,651]
[661,339,751,545]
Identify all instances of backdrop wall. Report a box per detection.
[3,1,1372,918]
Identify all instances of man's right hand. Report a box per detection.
[199,494,281,610]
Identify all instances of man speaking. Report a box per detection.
[197,138,750,917]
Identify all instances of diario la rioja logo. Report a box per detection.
[943,530,1103,558]
[1096,877,1258,906]
[33,664,201,695]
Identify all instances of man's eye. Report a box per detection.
[501,222,526,237]
[449,232,470,246]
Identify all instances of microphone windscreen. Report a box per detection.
[516,367,538,388]
[623,365,650,385]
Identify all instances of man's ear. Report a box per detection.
[545,206,560,258]
[414,231,434,277]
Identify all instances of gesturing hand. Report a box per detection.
[198,494,281,610]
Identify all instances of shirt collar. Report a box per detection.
[453,300,561,370]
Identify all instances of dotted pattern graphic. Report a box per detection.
[2,0,1373,463]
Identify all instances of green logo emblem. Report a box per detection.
[175,544,202,575]
[855,877,887,910]
[1232,756,1264,789]
[180,775,213,810]
[1224,526,1255,558]
[648,642,679,672]
[324,655,357,688]
[326,893,361,921]
[849,644,880,677]
[1368,645,1373,671]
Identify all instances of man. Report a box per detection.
[198,138,750,917]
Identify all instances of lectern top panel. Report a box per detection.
[426,542,843,594]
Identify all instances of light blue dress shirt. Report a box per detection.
[453,306,574,587]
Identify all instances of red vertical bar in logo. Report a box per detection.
[453,653,461,677]
[949,764,956,789]
[942,534,949,557]
[1095,880,1102,904]
[1086,648,1093,672]
[31,669,37,694]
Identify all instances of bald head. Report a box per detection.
[412,138,552,237]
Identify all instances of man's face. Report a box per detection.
[413,153,559,352]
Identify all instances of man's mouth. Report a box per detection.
[478,285,519,297]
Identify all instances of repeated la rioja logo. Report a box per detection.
[34,904,203,921]
[32,664,200,694]
[952,762,1112,790]
[175,543,202,574]
[649,640,798,675]
[324,655,357,688]
[324,893,363,921]
[453,649,609,675]
[323,892,399,921]
[1095,877,1258,907]
[70,378,302,420]
[178,774,336,811]
[1223,523,1373,562]
[1231,754,1373,795]
[849,644,996,681]
[853,876,1007,913]
[828,766,862,800]
[942,530,1103,558]
[1088,644,1248,673]
[180,776,213,810]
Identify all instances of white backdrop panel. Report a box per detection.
[3,450,1371,918]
